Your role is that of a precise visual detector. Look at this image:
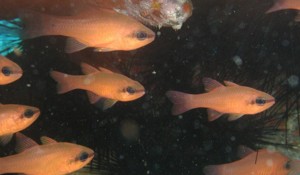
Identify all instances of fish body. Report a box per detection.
[50,63,145,110]
[166,78,275,121]
[0,56,22,84]
[0,104,40,145]
[0,7,155,55]
[0,133,94,175]
[203,148,300,175]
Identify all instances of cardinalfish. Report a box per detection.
[166,78,275,121]
[0,104,40,145]
[50,63,145,110]
[0,132,94,175]
[203,146,300,175]
[0,55,22,84]
[0,7,155,56]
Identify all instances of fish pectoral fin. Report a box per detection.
[15,132,39,153]
[40,136,57,145]
[227,114,244,121]
[223,81,239,87]
[94,98,118,111]
[0,134,13,146]
[237,145,255,159]
[81,63,99,74]
[207,109,223,121]
[87,91,102,104]
[65,38,88,53]
[202,78,224,92]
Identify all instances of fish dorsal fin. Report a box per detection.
[224,81,239,87]
[228,114,244,121]
[207,109,223,121]
[202,78,224,92]
[15,132,38,153]
[98,67,114,74]
[237,145,255,158]
[65,38,88,53]
[40,136,57,145]
[81,63,99,75]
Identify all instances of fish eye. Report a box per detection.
[136,31,148,41]
[78,152,89,162]
[255,97,266,106]
[126,87,136,94]
[24,109,34,118]
[2,67,11,76]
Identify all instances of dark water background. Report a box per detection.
[1,0,300,174]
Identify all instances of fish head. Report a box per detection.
[59,143,94,173]
[117,77,145,101]
[7,105,40,131]
[0,56,23,85]
[244,88,275,114]
[121,23,155,50]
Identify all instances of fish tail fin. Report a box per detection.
[50,71,76,94]
[203,165,223,175]
[0,18,23,56]
[166,90,194,115]
[266,0,289,13]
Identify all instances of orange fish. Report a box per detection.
[20,7,155,53]
[0,7,155,55]
[0,132,94,175]
[203,146,300,175]
[166,78,275,121]
[50,63,145,110]
[0,104,40,145]
[267,0,300,13]
[0,56,22,84]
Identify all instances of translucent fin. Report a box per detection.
[94,98,118,111]
[98,67,114,74]
[15,132,38,153]
[166,90,194,115]
[65,38,88,53]
[0,134,13,146]
[228,114,244,121]
[0,18,22,56]
[87,91,102,104]
[81,63,99,75]
[50,71,75,94]
[207,109,223,121]
[40,136,57,145]
[223,81,239,87]
[202,78,224,92]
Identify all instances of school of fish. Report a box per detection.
[0,0,298,174]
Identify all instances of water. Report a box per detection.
[1,0,300,175]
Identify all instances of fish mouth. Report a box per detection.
[136,89,146,95]
[89,152,95,158]
[266,99,275,104]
